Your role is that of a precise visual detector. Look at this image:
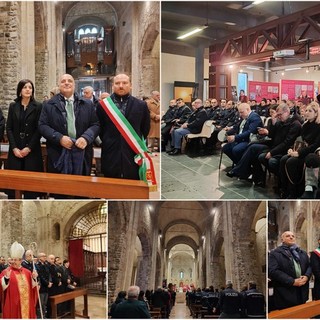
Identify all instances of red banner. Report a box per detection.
[280,79,314,101]
[248,81,279,102]
[69,239,84,277]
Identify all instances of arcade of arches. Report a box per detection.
[108,201,266,304]
[0,1,159,117]
[0,200,107,318]
[268,201,320,252]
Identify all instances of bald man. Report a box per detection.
[96,74,150,179]
[39,74,100,177]
[222,102,262,164]
[268,231,311,310]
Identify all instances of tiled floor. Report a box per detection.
[161,149,279,200]
[150,151,160,199]
[75,294,106,319]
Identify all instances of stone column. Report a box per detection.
[224,202,234,284]
[198,246,203,287]
[195,45,205,100]
[205,225,212,287]
[307,201,313,253]
[122,202,140,290]
[20,2,35,81]
[131,3,140,96]
[149,214,159,290]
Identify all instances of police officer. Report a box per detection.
[242,281,265,318]
[214,280,241,318]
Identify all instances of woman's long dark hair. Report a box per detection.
[16,79,35,101]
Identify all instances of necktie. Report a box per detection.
[65,99,76,138]
[239,119,246,134]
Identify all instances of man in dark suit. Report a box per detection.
[268,231,311,310]
[113,285,151,318]
[168,99,208,155]
[39,74,100,176]
[222,102,262,164]
[96,74,150,180]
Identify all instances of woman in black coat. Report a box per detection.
[5,79,43,198]
[279,101,320,198]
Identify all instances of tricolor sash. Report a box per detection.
[313,248,320,258]
[100,96,157,191]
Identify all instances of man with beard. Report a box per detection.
[96,74,150,180]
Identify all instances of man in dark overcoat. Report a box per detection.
[268,231,311,310]
[310,237,320,300]
[96,74,150,180]
[39,74,99,175]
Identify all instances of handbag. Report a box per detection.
[293,136,307,152]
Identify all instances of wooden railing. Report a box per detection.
[269,300,320,319]
[0,169,149,199]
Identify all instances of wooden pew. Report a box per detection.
[268,300,320,319]
[0,169,149,199]
[49,288,89,319]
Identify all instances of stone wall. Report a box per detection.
[0,1,21,118]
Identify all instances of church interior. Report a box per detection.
[108,200,266,318]
[0,200,107,318]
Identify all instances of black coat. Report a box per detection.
[310,250,320,300]
[96,93,150,180]
[36,261,51,293]
[6,100,43,172]
[39,93,100,175]
[268,245,312,310]
[267,115,301,156]
[186,107,208,133]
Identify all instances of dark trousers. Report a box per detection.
[232,143,268,179]
[279,155,305,197]
[222,141,249,164]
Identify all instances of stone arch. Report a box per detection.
[118,32,132,75]
[211,231,225,289]
[34,2,49,100]
[136,231,152,291]
[155,251,161,289]
[166,236,198,257]
[162,219,202,240]
[295,214,307,250]
[139,22,159,95]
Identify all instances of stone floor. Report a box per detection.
[170,302,192,319]
[161,149,279,200]
[75,294,106,319]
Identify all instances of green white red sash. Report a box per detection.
[314,248,320,257]
[100,96,157,190]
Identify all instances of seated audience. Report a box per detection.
[279,101,320,198]
[222,102,262,165]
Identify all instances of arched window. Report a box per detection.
[78,28,84,37]
[179,271,184,279]
[53,223,60,241]
[85,28,91,34]
[92,27,98,34]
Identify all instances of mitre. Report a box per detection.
[10,241,25,259]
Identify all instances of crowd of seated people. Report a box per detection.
[109,281,264,319]
[186,280,265,319]
[161,95,320,199]
[109,283,176,318]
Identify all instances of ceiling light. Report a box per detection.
[246,66,261,70]
[177,26,208,40]
[284,67,302,71]
[281,72,285,76]
[243,0,265,10]
[225,22,236,26]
